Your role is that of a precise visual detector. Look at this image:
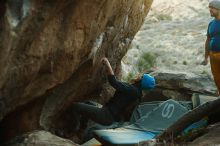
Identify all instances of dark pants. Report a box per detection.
[73,102,115,126]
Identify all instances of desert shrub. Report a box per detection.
[137,52,157,73]
[151,11,172,21]
[183,60,187,65]
[122,52,157,82]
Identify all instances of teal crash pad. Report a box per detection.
[94,128,156,145]
[93,99,190,145]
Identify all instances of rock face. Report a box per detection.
[189,122,220,146]
[0,0,153,143]
[142,71,218,102]
[154,71,217,94]
[5,130,79,146]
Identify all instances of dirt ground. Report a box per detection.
[123,0,212,78]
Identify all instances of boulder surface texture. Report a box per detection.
[0,0,153,143]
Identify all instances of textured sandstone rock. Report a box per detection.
[0,0,152,142]
[189,122,220,146]
[5,130,79,146]
[142,71,217,102]
[153,71,217,95]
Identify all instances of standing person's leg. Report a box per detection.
[210,53,220,95]
[73,102,114,125]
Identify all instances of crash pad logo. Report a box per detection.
[161,103,174,119]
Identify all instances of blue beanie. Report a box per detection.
[141,74,155,90]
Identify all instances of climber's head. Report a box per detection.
[140,74,155,90]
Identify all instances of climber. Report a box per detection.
[73,57,156,126]
[202,0,220,95]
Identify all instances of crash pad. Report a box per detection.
[93,99,189,145]
[129,101,161,123]
[94,128,156,145]
[127,99,189,132]
[192,93,219,108]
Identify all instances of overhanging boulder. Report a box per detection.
[0,0,153,143]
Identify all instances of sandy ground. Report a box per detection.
[122,0,213,79]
